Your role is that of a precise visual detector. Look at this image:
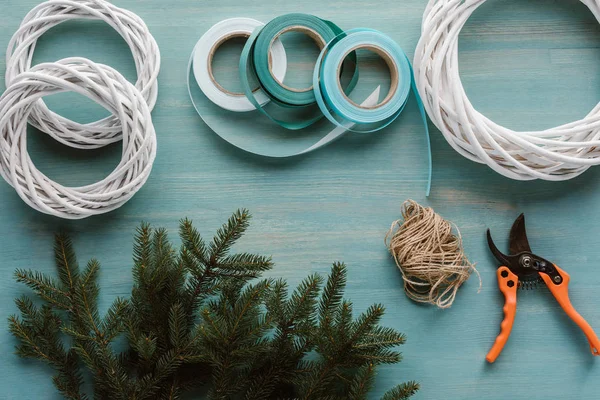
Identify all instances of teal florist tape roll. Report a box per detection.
[252,13,342,106]
[239,13,359,130]
[313,28,432,194]
[314,29,408,131]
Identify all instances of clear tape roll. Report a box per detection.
[192,18,287,112]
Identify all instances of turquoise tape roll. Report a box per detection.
[314,29,408,130]
[239,13,358,130]
[252,13,342,106]
[313,28,432,194]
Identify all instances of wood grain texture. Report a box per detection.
[1,0,600,398]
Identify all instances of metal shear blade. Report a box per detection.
[486,214,548,283]
[508,214,531,255]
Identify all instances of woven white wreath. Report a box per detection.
[0,58,157,219]
[414,0,600,181]
[6,0,161,149]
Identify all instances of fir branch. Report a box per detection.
[179,218,208,267]
[216,253,273,275]
[381,381,420,400]
[319,262,347,331]
[348,363,376,400]
[8,211,417,400]
[54,233,80,290]
[52,350,87,400]
[350,304,386,346]
[133,223,153,270]
[209,209,251,263]
[356,326,406,350]
[73,259,102,338]
[100,297,129,342]
[8,302,84,399]
[168,303,188,349]
[131,334,158,363]
[14,269,70,310]
[231,279,273,335]
[335,300,353,342]
[286,273,323,329]
[152,228,175,277]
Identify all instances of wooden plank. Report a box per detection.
[0,0,599,398]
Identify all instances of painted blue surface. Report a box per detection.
[1,0,599,398]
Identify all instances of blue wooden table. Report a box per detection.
[1,0,600,398]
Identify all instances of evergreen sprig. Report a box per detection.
[9,209,418,399]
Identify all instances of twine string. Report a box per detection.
[385,200,481,309]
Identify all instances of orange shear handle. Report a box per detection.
[540,265,600,356]
[486,266,519,363]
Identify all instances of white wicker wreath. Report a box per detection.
[414,0,600,181]
[0,58,157,219]
[6,0,161,149]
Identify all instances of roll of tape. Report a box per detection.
[251,13,340,106]
[192,18,287,112]
[187,18,432,195]
[313,28,432,193]
[239,13,358,130]
[314,28,411,132]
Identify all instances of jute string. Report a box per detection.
[385,200,480,309]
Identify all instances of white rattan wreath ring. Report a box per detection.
[0,58,157,219]
[6,0,160,149]
[414,0,600,181]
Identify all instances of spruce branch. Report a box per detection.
[381,381,421,400]
[348,363,376,400]
[100,297,130,342]
[179,218,208,266]
[319,261,347,332]
[8,210,417,399]
[14,269,70,310]
[133,223,153,282]
[54,233,80,288]
[209,208,251,263]
[8,300,84,400]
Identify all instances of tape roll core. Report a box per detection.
[337,45,399,110]
[268,26,327,93]
[208,32,260,96]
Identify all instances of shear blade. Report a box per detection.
[509,214,532,255]
[486,229,511,266]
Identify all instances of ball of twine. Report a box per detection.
[385,200,480,309]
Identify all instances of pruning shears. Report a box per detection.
[486,214,600,363]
